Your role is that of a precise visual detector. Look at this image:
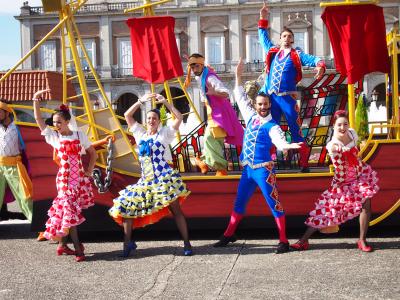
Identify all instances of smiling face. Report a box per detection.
[146,111,161,133]
[280,30,294,49]
[333,116,349,140]
[255,95,271,118]
[52,113,70,132]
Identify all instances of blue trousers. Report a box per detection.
[270,93,304,143]
[233,165,284,218]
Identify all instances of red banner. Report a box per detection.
[126,16,183,83]
[322,5,390,84]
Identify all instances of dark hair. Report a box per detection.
[333,110,348,123]
[257,92,269,98]
[53,104,71,121]
[280,26,294,39]
[189,53,204,59]
[148,109,161,119]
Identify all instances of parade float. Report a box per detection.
[0,0,399,231]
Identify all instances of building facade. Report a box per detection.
[15,0,400,124]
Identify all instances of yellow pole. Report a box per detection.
[348,84,356,128]
[163,81,181,141]
[59,15,67,103]
[392,32,399,139]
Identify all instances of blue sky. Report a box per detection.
[0,1,42,71]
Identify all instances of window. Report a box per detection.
[175,34,180,54]
[77,39,96,70]
[293,31,308,53]
[205,35,224,64]
[246,33,264,63]
[118,38,133,76]
[39,41,56,71]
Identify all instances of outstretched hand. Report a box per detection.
[289,142,303,150]
[314,66,325,79]
[260,1,269,20]
[236,57,245,77]
[32,89,50,101]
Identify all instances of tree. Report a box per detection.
[355,93,369,142]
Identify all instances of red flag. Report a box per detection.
[322,5,390,84]
[126,16,183,83]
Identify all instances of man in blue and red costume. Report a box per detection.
[185,53,243,176]
[259,3,326,172]
[214,58,303,254]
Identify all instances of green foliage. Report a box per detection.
[355,94,369,141]
[159,105,167,126]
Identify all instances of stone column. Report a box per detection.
[229,9,241,66]
[21,19,33,70]
[99,15,111,78]
[188,12,200,54]
[313,6,325,57]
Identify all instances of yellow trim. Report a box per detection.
[320,0,378,7]
[369,198,400,226]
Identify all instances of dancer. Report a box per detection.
[185,53,243,176]
[258,3,326,172]
[109,93,192,257]
[33,89,97,262]
[0,101,33,222]
[214,58,303,254]
[290,110,379,252]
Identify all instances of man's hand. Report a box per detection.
[260,1,269,20]
[314,66,325,79]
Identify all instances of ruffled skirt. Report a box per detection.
[43,177,94,240]
[109,168,190,228]
[305,164,379,229]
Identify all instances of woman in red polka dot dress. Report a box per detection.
[33,89,97,262]
[290,110,379,252]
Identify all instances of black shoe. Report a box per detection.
[213,234,238,247]
[275,242,290,254]
[300,167,310,173]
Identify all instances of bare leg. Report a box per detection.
[299,226,318,243]
[169,201,190,246]
[359,198,371,246]
[69,226,83,256]
[123,218,133,247]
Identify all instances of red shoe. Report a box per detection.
[290,241,309,251]
[75,254,86,262]
[357,240,373,252]
[56,245,76,256]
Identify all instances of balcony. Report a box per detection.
[111,67,134,78]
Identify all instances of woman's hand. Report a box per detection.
[154,94,167,105]
[33,89,50,101]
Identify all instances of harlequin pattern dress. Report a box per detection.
[41,128,94,240]
[109,124,189,228]
[305,129,379,229]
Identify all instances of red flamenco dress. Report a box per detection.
[43,135,94,240]
[305,129,379,230]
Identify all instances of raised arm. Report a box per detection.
[32,89,50,131]
[258,3,274,53]
[234,58,256,124]
[155,94,183,130]
[124,94,150,128]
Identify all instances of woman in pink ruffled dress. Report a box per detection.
[291,110,379,252]
[33,89,97,262]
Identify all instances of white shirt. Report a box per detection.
[41,126,92,154]
[234,85,291,151]
[195,73,230,102]
[130,123,176,161]
[0,122,20,157]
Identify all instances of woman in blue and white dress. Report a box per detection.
[109,93,192,257]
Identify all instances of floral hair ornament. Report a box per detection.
[59,104,69,111]
[333,109,348,118]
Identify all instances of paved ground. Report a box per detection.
[0,216,399,300]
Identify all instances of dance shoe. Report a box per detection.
[213,234,238,247]
[290,241,310,251]
[56,245,76,256]
[275,242,290,254]
[215,170,228,177]
[357,240,373,252]
[183,244,193,256]
[195,157,209,174]
[121,241,137,258]
[75,254,86,262]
